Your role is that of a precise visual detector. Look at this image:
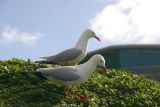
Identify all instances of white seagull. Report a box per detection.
[35,54,107,99]
[35,29,100,66]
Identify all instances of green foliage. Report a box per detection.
[0,58,160,107]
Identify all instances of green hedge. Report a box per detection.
[0,58,160,107]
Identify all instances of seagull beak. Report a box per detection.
[98,65,107,75]
[95,36,101,41]
[102,66,107,75]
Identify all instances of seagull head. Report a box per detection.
[84,29,100,41]
[92,54,107,75]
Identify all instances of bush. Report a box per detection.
[0,58,160,107]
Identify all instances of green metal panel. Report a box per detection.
[83,45,160,80]
[101,51,120,69]
[119,49,160,68]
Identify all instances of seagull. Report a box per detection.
[35,54,107,100]
[35,29,100,66]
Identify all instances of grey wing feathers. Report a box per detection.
[37,67,80,81]
[46,48,82,62]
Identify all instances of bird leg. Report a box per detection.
[63,91,68,96]
[70,85,88,100]
[63,87,70,96]
[63,90,88,100]
[71,91,88,100]
[63,85,88,100]
[64,63,69,66]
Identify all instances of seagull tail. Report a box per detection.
[40,56,48,59]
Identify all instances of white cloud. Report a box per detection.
[90,0,160,44]
[20,32,43,45]
[0,25,44,45]
[1,26,19,44]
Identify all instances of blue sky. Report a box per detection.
[0,0,112,60]
[1,0,160,61]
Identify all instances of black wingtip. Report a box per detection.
[35,60,46,64]
[33,72,47,80]
[35,60,57,64]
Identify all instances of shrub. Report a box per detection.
[0,58,160,107]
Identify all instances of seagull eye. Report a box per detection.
[92,31,95,35]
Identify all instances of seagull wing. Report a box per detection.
[40,48,83,63]
[36,67,81,81]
